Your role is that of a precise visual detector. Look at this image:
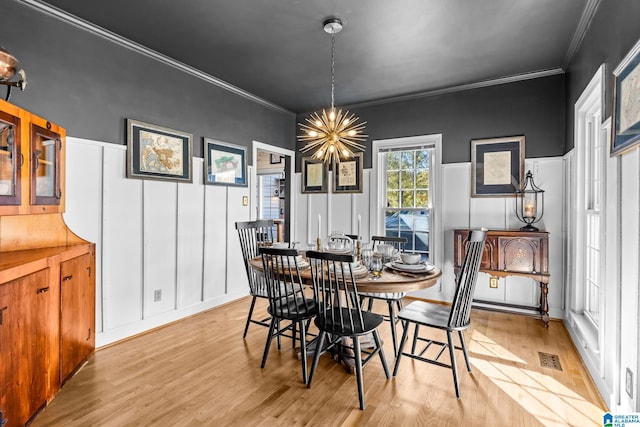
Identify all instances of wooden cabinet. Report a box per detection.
[453,228,550,326]
[0,245,94,427]
[0,100,93,426]
[60,253,95,381]
[0,98,66,216]
[0,268,52,427]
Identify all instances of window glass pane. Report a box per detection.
[415,170,429,188]
[415,150,430,169]
[401,171,414,189]
[387,190,399,208]
[401,152,414,169]
[0,124,15,196]
[386,171,399,190]
[400,190,414,207]
[35,137,56,197]
[387,152,400,170]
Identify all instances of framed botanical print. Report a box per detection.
[204,138,247,186]
[126,119,192,182]
[471,135,524,197]
[333,152,363,194]
[301,156,328,194]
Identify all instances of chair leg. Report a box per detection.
[447,331,461,399]
[411,324,420,354]
[276,319,282,350]
[299,320,309,384]
[372,329,390,379]
[352,336,365,410]
[292,321,297,348]
[243,296,257,338]
[261,319,277,369]
[387,300,398,356]
[392,320,410,376]
[307,331,326,388]
[458,330,472,372]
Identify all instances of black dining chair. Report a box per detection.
[258,247,317,384]
[305,250,390,410]
[235,219,276,338]
[359,235,408,355]
[392,228,486,398]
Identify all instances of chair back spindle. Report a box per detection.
[236,219,274,295]
[448,229,486,329]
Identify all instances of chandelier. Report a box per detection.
[298,18,367,164]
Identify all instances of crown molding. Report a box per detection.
[562,0,601,69]
[342,68,565,110]
[20,0,294,116]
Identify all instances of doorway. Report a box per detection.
[252,141,295,242]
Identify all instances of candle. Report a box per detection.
[318,214,321,237]
[524,202,535,218]
[357,214,361,239]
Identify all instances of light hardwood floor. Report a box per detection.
[31,297,607,426]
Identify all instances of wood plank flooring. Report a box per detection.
[31,297,607,426]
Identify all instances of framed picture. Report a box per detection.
[333,152,363,194]
[204,138,247,186]
[471,135,524,197]
[611,38,640,156]
[301,156,328,194]
[270,153,282,164]
[126,119,192,182]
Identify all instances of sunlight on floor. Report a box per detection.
[471,356,603,426]
[468,330,527,364]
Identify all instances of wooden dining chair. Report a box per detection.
[235,219,276,338]
[392,228,486,398]
[360,235,408,355]
[258,247,317,384]
[305,250,390,410]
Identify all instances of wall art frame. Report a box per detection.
[127,119,193,182]
[471,135,524,197]
[611,37,640,156]
[204,138,247,186]
[333,152,363,194]
[301,156,328,194]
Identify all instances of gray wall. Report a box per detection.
[565,0,640,152]
[1,0,295,159]
[297,74,566,168]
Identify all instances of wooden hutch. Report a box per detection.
[0,98,95,427]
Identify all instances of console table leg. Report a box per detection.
[539,282,549,327]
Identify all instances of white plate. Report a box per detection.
[388,261,434,273]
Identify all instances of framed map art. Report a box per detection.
[333,152,363,194]
[471,135,524,197]
[127,119,193,182]
[204,138,247,186]
[611,37,640,156]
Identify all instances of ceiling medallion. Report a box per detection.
[298,18,367,164]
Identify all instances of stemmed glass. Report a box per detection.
[361,247,373,270]
[371,255,383,280]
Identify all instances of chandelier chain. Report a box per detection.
[330,29,335,110]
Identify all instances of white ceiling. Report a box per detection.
[40,0,593,113]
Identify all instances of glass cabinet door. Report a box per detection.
[30,123,61,205]
[0,110,21,206]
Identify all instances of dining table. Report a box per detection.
[248,253,442,294]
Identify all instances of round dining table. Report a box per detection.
[249,256,442,293]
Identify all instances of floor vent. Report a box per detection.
[538,352,562,371]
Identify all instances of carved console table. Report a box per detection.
[453,229,550,327]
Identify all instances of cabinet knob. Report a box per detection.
[62,275,73,281]
[37,286,49,294]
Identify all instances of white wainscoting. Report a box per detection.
[293,157,565,319]
[64,137,251,347]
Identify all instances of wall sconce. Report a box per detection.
[515,170,544,232]
[0,46,27,101]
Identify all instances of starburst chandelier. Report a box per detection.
[298,18,367,164]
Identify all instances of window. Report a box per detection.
[374,135,441,264]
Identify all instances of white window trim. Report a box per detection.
[372,134,443,267]
[570,63,605,368]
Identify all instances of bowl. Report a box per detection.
[400,252,421,265]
